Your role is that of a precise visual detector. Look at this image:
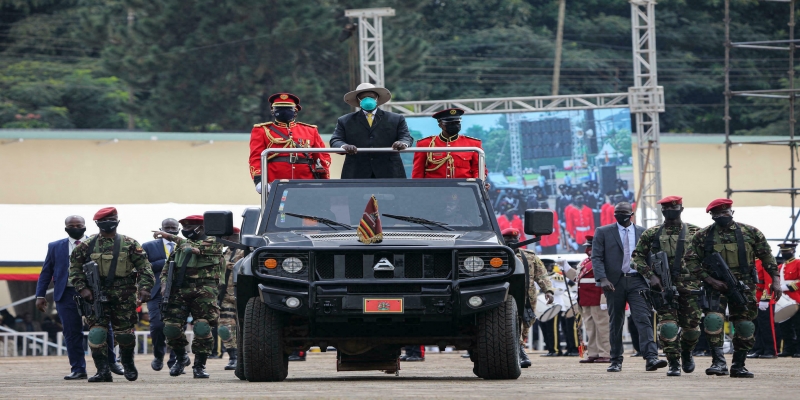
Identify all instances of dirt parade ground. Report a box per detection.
[1,351,799,399]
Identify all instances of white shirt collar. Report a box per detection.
[68,235,87,245]
[616,222,633,231]
[362,109,377,116]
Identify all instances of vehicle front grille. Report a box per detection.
[347,284,422,294]
[344,254,363,279]
[313,251,453,281]
[458,251,511,279]
[255,252,310,281]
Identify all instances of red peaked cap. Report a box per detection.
[268,93,302,111]
[657,196,682,206]
[179,215,204,225]
[93,207,118,220]
[706,198,733,213]
[585,235,594,246]
[501,228,520,238]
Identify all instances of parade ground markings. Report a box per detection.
[0,352,798,398]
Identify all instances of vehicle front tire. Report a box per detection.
[243,296,289,382]
[474,297,522,380]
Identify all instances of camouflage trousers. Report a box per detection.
[86,282,138,357]
[705,287,758,352]
[162,282,220,355]
[218,281,238,349]
[519,289,539,347]
[655,288,702,359]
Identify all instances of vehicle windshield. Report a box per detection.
[268,182,490,231]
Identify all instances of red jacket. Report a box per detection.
[577,258,603,306]
[248,121,331,183]
[755,259,774,302]
[567,205,595,245]
[497,215,527,244]
[601,203,615,226]
[539,210,559,247]
[412,134,487,179]
[780,258,800,303]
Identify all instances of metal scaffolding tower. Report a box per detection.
[344,8,395,88]
[724,0,800,242]
[507,113,523,177]
[629,0,665,227]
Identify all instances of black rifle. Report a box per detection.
[160,260,175,313]
[703,252,748,306]
[646,250,679,310]
[73,261,106,319]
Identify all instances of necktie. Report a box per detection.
[622,228,632,273]
[75,240,81,245]
[367,113,373,127]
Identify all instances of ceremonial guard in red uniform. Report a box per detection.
[538,203,560,254]
[411,108,487,179]
[566,195,595,247]
[777,243,800,357]
[600,191,616,226]
[748,259,778,358]
[248,93,331,193]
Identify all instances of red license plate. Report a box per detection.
[363,298,404,313]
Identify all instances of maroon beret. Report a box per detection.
[706,198,733,213]
[179,215,204,225]
[501,228,520,238]
[93,207,118,220]
[657,196,682,206]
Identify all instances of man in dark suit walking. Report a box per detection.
[591,202,667,372]
[142,218,182,371]
[35,215,122,379]
[330,82,413,178]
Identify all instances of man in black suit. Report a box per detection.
[591,202,667,372]
[142,218,182,371]
[330,82,413,178]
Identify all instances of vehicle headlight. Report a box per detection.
[463,256,485,272]
[281,257,304,273]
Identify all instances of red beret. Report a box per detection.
[93,207,118,220]
[179,215,204,225]
[706,198,733,213]
[233,227,241,234]
[657,196,682,206]
[584,235,594,246]
[501,228,520,238]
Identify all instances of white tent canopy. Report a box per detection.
[1,203,250,262]
[594,142,623,160]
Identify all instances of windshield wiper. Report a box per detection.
[382,214,454,231]
[284,212,354,230]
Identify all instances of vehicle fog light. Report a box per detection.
[264,258,277,269]
[285,297,301,308]
[468,296,484,308]
[464,256,485,272]
[282,257,304,273]
[490,257,503,268]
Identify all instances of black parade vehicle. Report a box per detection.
[203,147,553,382]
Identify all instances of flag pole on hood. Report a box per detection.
[357,195,383,244]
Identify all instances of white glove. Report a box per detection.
[758,301,769,311]
[781,284,790,292]
[255,182,262,194]
[600,304,607,311]
[557,259,571,273]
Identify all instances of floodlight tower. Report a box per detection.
[629,0,665,227]
[344,7,395,88]
[507,114,523,179]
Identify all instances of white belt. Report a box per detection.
[576,226,591,232]
[579,278,596,284]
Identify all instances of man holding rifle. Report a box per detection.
[154,215,225,379]
[684,198,782,378]
[69,207,155,382]
[631,196,701,377]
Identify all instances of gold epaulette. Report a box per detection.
[253,121,273,128]
[296,121,318,128]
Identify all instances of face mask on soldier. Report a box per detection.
[712,215,733,227]
[182,226,201,240]
[781,251,794,259]
[273,107,296,123]
[444,123,461,136]
[96,220,118,233]
[662,209,682,220]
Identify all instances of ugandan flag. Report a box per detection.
[357,195,383,244]
[0,262,43,281]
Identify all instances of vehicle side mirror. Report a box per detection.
[241,207,261,235]
[203,211,234,236]
[524,209,554,236]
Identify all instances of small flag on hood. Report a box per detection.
[357,195,383,244]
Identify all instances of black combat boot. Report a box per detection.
[666,356,681,376]
[119,347,138,381]
[730,350,754,378]
[704,347,728,376]
[170,348,190,377]
[88,352,113,382]
[519,347,531,368]
[681,350,695,373]
[225,349,237,371]
[193,353,210,379]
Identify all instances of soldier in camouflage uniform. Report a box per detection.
[219,228,243,371]
[69,207,155,382]
[154,215,225,379]
[631,196,702,377]
[502,228,554,368]
[684,198,783,378]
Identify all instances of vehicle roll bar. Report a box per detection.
[260,147,486,214]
